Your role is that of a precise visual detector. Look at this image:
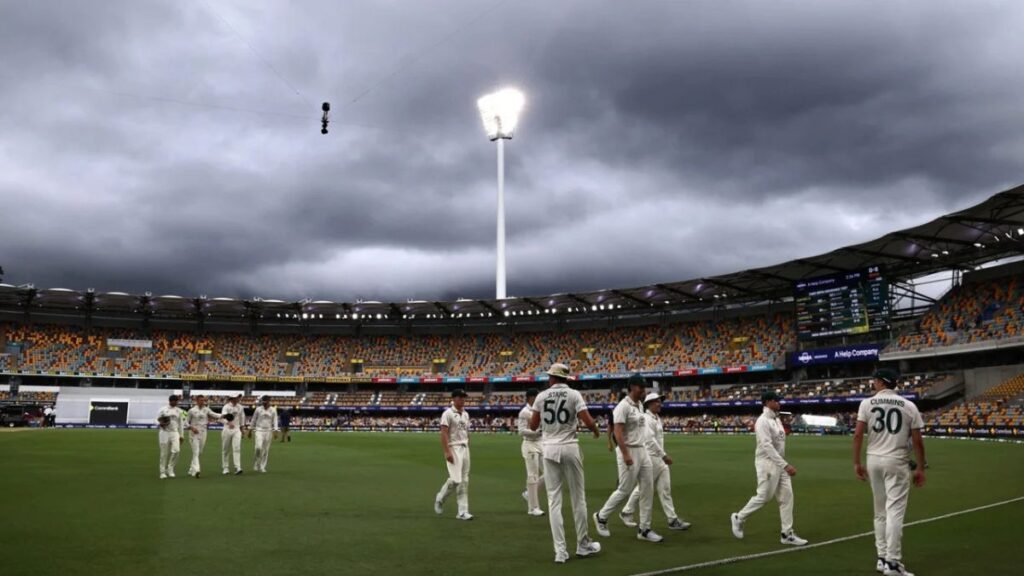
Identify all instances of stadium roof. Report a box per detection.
[2,183,1023,323]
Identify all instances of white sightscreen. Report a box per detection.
[56,387,181,425]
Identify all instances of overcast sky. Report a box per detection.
[1,0,1022,302]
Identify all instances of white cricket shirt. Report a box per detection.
[440,407,470,446]
[642,412,667,460]
[531,384,588,445]
[157,405,184,436]
[517,405,542,443]
[220,402,245,430]
[187,406,220,431]
[612,395,646,447]
[857,388,924,461]
[753,407,788,468]
[250,406,278,432]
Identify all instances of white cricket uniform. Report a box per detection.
[518,404,544,511]
[220,401,246,472]
[532,384,595,556]
[598,395,655,530]
[857,389,924,563]
[156,405,185,476]
[186,405,221,475]
[250,405,278,472]
[736,406,795,533]
[435,406,471,516]
[623,411,680,522]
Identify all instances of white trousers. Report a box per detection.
[623,457,678,521]
[188,430,207,475]
[253,430,273,471]
[436,444,471,515]
[737,461,794,533]
[221,428,242,471]
[158,430,181,475]
[599,447,654,530]
[522,441,544,511]
[868,455,911,562]
[542,443,591,556]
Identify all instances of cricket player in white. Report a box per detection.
[595,374,662,543]
[853,369,926,576]
[185,395,223,479]
[434,389,473,520]
[528,363,602,563]
[250,396,278,473]
[730,391,808,546]
[518,388,545,517]
[621,392,690,531]
[156,394,185,479]
[220,394,246,475]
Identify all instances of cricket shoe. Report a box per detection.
[222,469,229,475]
[593,513,611,537]
[159,473,168,480]
[434,499,444,515]
[876,558,887,573]
[637,528,664,543]
[259,468,267,474]
[234,470,243,476]
[575,539,601,558]
[730,513,744,539]
[554,550,570,564]
[167,472,176,478]
[883,561,915,576]
[780,531,808,546]
[619,510,638,528]
[667,518,691,531]
[194,471,201,479]
[456,512,474,521]
[522,490,528,503]
[528,508,546,517]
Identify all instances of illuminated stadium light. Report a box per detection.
[1018,227,1024,236]
[351,313,359,320]
[477,88,525,141]
[591,305,597,311]
[975,242,984,248]
[477,87,525,300]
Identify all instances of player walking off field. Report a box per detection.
[528,363,603,563]
[853,369,926,576]
[730,391,808,546]
[185,395,224,479]
[621,392,690,531]
[278,407,292,443]
[518,388,545,517]
[250,396,278,473]
[594,374,662,543]
[220,394,246,475]
[434,389,473,520]
[156,394,185,479]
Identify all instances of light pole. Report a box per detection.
[477,88,525,300]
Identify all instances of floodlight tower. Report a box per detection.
[477,88,525,300]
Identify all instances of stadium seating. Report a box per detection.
[928,373,1024,429]
[1,313,792,379]
[890,273,1024,352]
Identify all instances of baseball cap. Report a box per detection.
[873,368,900,387]
[450,389,468,398]
[546,363,574,380]
[642,392,664,405]
[627,373,647,388]
[761,391,783,403]
[526,388,539,398]
[260,395,270,402]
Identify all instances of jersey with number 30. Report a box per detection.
[532,384,588,445]
[857,388,924,461]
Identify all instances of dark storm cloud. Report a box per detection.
[1,0,1022,302]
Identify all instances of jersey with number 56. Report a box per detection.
[532,383,588,445]
[856,388,924,461]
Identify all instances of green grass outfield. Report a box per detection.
[1,430,1022,576]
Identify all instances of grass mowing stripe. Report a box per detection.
[627,495,1024,576]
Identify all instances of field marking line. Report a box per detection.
[627,495,1024,576]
